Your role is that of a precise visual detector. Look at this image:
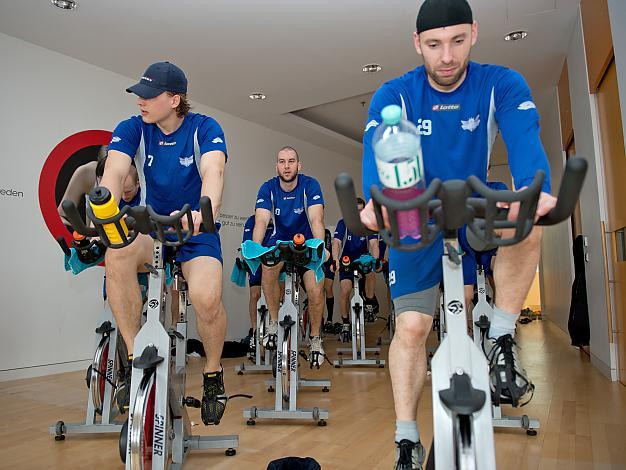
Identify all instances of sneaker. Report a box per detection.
[333,322,343,334]
[394,439,425,470]
[484,334,534,407]
[262,321,278,350]
[340,322,351,342]
[309,336,325,369]
[323,321,334,334]
[201,369,227,425]
[115,356,132,413]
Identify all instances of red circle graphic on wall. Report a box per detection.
[38,130,112,245]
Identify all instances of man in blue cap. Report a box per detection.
[100,61,231,426]
[360,1,556,467]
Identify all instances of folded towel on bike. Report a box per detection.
[241,238,326,283]
[230,258,248,287]
[353,254,377,273]
[64,248,105,275]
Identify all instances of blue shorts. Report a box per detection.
[339,270,354,282]
[248,269,262,287]
[388,230,476,301]
[458,226,497,276]
[173,231,223,264]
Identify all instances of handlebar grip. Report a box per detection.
[61,200,98,237]
[538,156,588,226]
[199,196,216,233]
[334,173,376,236]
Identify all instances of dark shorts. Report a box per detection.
[248,269,262,287]
[173,232,223,264]
[323,262,335,281]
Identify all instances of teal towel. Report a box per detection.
[230,258,248,288]
[241,238,326,283]
[64,248,104,275]
[354,254,377,274]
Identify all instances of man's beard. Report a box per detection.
[278,171,298,184]
[425,56,469,89]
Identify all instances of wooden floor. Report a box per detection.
[1,319,626,469]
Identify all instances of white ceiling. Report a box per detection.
[0,0,580,161]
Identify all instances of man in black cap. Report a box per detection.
[360,1,557,467]
[100,61,231,426]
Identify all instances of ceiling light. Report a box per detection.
[504,30,528,41]
[362,64,382,73]
[249,93,266,101]
[51,0,78,10]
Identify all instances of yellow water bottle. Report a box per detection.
[89,186,128,244]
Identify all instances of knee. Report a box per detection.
[189,289,221,322]
[251,290,261,303]
[396,314,431,344]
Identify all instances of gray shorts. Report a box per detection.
[393,284,440,316]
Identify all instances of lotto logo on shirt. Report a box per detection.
[432,104,460,112]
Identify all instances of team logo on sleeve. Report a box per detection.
[179,155,194,167]
[517,101,536,111]
[313,195,321,200]
[461,114,480,132]
[111,136,121,143]
[365,120,379,132]
[212,137,224,144]
[256,198,264,203]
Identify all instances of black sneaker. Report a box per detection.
[323,321,334,334]
[201,369,227,425]
[394,439,425,470]
[115,355,132,413]
[484,334,534,407]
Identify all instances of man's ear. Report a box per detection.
[413,31,423,56]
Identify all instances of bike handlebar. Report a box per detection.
[62,188,216,249]
[334,156,587,252]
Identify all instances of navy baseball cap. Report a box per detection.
[126,61,188,99]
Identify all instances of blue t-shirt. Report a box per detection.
[362,62,551,202]
[107,112,227,215]
[255,174,324,240]
[334,218,373,261]
[242,215,274,246]
[119,188,141,209]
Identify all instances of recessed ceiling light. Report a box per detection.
[249,93,266,101]
[362,64,382,73]
[51,0,78,10]
[504,30,528,41]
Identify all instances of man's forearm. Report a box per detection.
[99,174,125,207]
[332,240,341,262]
[201,171,223,221]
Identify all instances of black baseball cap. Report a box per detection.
[126,61,188,99]
[416,0,473,34]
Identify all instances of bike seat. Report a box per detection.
[133,345,164,370]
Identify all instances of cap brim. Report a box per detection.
[125,82,163,99]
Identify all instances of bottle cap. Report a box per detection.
[381,104,402,126]
[72,231,86,241]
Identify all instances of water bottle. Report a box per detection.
[72,231,94,263]
[372,104,425,239]
[89,186,128,244]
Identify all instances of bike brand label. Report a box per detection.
[153,413,165,456]
[447,300,463,315]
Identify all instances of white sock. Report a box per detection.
[395,420,419,443]
[489,306,519,338]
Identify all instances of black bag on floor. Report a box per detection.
[568,235,590,347]
[267,457,321,470]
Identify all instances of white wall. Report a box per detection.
[561,12,615,379]
[0,32,360,380]
[537,88,575,334]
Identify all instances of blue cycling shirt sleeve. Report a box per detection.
[197,116,228,161]
[362,84,403,201]
[334,219,346,241]
[255,181,273,212]
[108,116,142,159]
[305,176,324,207]
[242,215,255,242]
[495,69,551,193]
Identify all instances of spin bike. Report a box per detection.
[335,157,587,469]
[63,189,239,469]
[50,238,131,440]
[334,255,385,368]
[235,291,271,375]
[243,235,330,426]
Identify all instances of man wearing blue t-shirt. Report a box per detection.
[253,146,328,368]
[359,1,557,467]
[332,198,379,333]
[100,61,229,426]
